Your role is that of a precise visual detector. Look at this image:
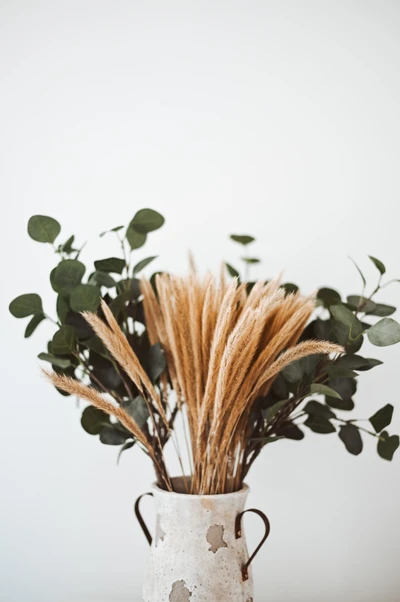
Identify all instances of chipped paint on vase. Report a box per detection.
[142,478,254,602]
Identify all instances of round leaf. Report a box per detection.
[121,396,150,429]
[53,260,86,294]
[367,318,400,347]
[317,288,341,308]
[70,284,101,312]
[126,227,147,250]
[28,215,61,243]
[369,404,394,433]
[129,209,165,234]
[52,325,76,355]
[100,427,131,445]
[9,293,43,318]
[81,406,110,435]
[377,431,399,461]
[339,424,363,455]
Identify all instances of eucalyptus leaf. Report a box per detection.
[94,257,125,274]
[241,257,260,264]
[325,365,358,379]
[121,396,150,429]
[24,313,45,338]
[38,352,72,369]
[370,404,394,433]
[129,209,165,234]
[366,303,396,317]
[70,284,101,312]
[281,283,299,295]
[133,256,157,274]
[377,431,399,461]
[100,427,131,445]
[330,304,363,337]
[275,424,304,440]
[317,288,341,307]
[52,325,76,355]
[262,399,288,423]
[282,360,303,383]
[336,354,383,371]
[305,415,336,434]
[367,318,400,347]
[225,263,240,278]
[304,400,335,419]
[9,293,43,318]
[369,255,386,275]
[126,227,147,250]
[339,424,363,455]
[61,235,76,254]
[53,260,86,294]
[81,406,110,435]
[346,295,377,314]
[230,234,255,245]
[57,295,70,324]
[28,215,61,243]
[100,225,124,237]
[310,383,342,400]
[90,271,116,288]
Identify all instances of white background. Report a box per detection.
[1,1,399,601]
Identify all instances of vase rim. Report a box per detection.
[151,476,249,498]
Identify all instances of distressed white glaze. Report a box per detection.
[142,478,254,602]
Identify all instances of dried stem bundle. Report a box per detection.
[44,275,343,494]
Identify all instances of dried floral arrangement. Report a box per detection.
[9,210,400,494]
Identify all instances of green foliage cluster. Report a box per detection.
[9,216,400,464]
[227,235,400,463]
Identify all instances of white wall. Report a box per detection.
[1,1,399,601]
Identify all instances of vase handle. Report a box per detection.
[235,508,271,582]
[134,492,154,546]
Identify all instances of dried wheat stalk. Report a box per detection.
[43,273,343,495]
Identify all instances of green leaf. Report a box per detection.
[282,360,303,383]
[275,424,304,440]
[310,383,342,399]
[370,404,394,433]
[369,255,386,275]
[38,352,72,369]
[117,439,136,464]
[70,284,101,312]
[346,295,377,314]
[336,354,383,371]
[81,406,110,435]
[89,271,116,288]
[230,234,255,245]
[94,257,125,274]
[132,256,157,274]
[256,436,284,445]
[61,235,76,254]
[325,365,358,379]
[100,225,124,237]
[28,215,61,243]
[349,257,366,288]
[241,257,260,264]
[317,288,341,308]
[367,318,400,347]
[52,325,76,355]
[148,343,166,382]
[24,313,45,338]
[325,397,355,411]
[121,396,150,429]
[339,424,363,455]
[304,400,335,419]
[262,399,288,423]
[330,304,363,337]
[56,295,70,324]
[53,259,86,294]
[126,227,147,250]
[304,415,336,434]
[129,208,165,234]
[100,426,132,445]
[9,293,43,318]
[377,431,399,461]
[225,263,240,278]
[367,303,396,317]
[281,283,299,295]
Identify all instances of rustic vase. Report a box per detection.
[135,477,270,602]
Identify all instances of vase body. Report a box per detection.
[141,478,255,602]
